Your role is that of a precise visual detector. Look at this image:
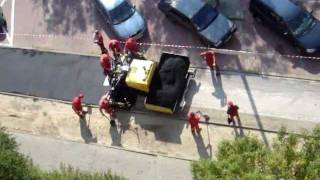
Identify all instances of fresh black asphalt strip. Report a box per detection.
[0,47,106,104]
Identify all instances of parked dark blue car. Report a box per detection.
[250,0,320,54]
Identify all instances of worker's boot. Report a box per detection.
[197,128,202,134]
[215,66,221,76]
[110,119,116,127]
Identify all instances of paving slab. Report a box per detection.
[14,132,192,180]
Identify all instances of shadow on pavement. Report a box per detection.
[116,110,185,144]
[140,119,185,144]
[235,58,269,147]
[232,118,245,138]
[79,115,97,144]
[127,79,201,144]
[0,29,6,41]
[32,0,94,35]
[192,133,211,159]
[183,79,201,114]
[109,126,122,146]
[210,68,227,107]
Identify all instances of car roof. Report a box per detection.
[259,0,301,21]
[98,0,124,11]
[165,0,205,19]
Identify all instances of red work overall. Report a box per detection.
[124,37,138,53]
[72,95,84,117]
[108,39,121,56]
[188,112,201,132]
[200,51,216,69]
[100,53,112,76]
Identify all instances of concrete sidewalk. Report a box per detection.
[0,93,286,160]
[14,132,192,180]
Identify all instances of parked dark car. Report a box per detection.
[250,0,320,54]
[0,7,7,33]
[95,0,146,40]
[158,0,237,47]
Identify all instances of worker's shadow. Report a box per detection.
[108,112,141,145]
[109,126,122,146]
[192,133,212,159]
[79,114,97,144]
[211,67,227,107]
[231,118,245,138]
[183,79,201,114]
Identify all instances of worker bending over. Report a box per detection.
[108,39,122,59]
[100,53,113,77]
[93,30,108,54]
[72,93,86,118]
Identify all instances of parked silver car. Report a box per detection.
[96,0,146,40]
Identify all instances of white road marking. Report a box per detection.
[9,0,15,46]
[0,0,7,7]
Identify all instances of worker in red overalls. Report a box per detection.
[100,53,112,77]
[124,37,139,55]
[108,39,121,59]
[93,30,108,54]
[188,111,202,134]
[227,101,240,124]
[99,94,116,126]
[72,93,86,118]
[200,50,216,70]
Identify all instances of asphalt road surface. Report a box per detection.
[0,47,105,104]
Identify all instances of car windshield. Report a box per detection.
[191,4,218,31]
[109,1,135,25]
[287,11,314,36]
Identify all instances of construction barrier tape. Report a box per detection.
[1,33,320,60]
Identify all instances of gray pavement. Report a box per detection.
[0,47,105,104]
[190,69,320,123]
[14,132,192,180]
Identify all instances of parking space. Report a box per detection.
[0,0,319,79]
